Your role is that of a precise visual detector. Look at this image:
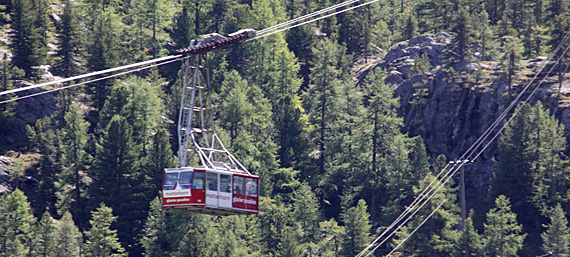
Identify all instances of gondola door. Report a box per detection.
[206,172,218,207]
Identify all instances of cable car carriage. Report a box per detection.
[162,167,259,216]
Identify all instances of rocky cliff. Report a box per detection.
[357,33,570,207]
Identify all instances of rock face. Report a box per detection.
[2,80,58,146]
[359,33,570,203]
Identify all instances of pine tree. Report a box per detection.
[0,54,19,138]
[53,0,84,78]
[292,182,322,243]
[340,199,371,256]
[303,38,344,181]
[541,204,570,256]
[452,215,483,257]
[90,114,145,254]
[84,203,126,257]
[529,101,569,214]
[144,128,175,194]
[9,0,47,77]
[0,189,36,257]
[26,116,62,215]
[127,0,176,59]
[140,197,167,257]
[54,212,82,257]
[86,6,124,110]
[57,103,90,228]
[34,211,56,257]
[450,7,473,62]
[393,173,460,256]
[482,195,526,257]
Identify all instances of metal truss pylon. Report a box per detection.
[177,54,250,174]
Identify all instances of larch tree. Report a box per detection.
[90,114,147,254]
[84,203,126,257]
[34,211,56,257]
[292,182,322,244]
[54,212,82,257]
[452,215,483,257]
[0,189,36,257]
[529,101,569,214]
[541,203,570,256]
[392,173,460,256]
[53,0,84,78]
[303,38,344,185]
[9,0,48,77]
[86,6,124,110]
[340,199,372,256]
[140,197,167,257]
[57,102,90,229]
[482,195,526,257]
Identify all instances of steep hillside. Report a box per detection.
[358,32,570,216]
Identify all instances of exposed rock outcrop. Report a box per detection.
[359,33,570,204]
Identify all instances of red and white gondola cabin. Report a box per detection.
[162,167,259,215]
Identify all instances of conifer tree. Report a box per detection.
[541,204,570,256]
[482,195,526,257]
[57,103,90,228]
[90,114,145,254]
[9,0,49,78]
[292,182,322,243]
[86,6,123,110]
[452,215,483,257]
[84,203,126,257]
[145,128,175,193]
[54,212,82,257]
[304,38,344,181]
[140,197,167,257]
[26,116,62,215]
[529,102,569,214]
[450,7,473,62]
[340,199,371,256]
[0,54,19,137]
[34,211,56,257]
[127,0,176,59]
[0,189,36,257]
[53,0,84,78]
[393,173,460,256]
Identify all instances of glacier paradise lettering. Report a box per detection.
[233,197,257,205]
[166,198,190,203]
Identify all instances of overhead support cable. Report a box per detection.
[250,0,381,42]
[0,56,188,104]
[256,0,365,35]
[0,54,182,97]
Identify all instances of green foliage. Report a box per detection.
[34,211,56,257]
[450,7,474,62]
[482,195,526,257]
[340,199,371,256]
[9,0,49,78]
[452,215,483,257]
[84,203,126,257]
[52,0,84,78]
[140,197,167,257]
[54,212,82,257]
[56,103,90,226]
[393,173,460,256]
[0,54,18,138]
[541,204,570,256]
[126,0,177,59]
[0,189,36,257]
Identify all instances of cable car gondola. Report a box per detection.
[162,167,259,216]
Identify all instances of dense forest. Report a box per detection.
[0,0,570,256]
